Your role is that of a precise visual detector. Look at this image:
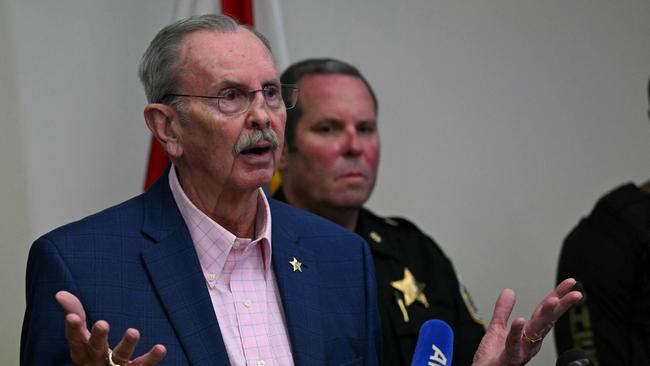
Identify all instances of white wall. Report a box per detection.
[0,0,30,362]
[2,1,649,365]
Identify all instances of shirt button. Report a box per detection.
[207,273,217,282]
[233,239,241,249]
[257,360,265,366]
[243,299,252,308]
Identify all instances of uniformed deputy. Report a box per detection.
[274,58,485,366]
[555,184,650,365]
[554,78,650,366]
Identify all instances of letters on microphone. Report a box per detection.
[427,343,448,366]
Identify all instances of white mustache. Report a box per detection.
[234,128,280,155]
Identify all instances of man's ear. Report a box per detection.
[144,103,183,159]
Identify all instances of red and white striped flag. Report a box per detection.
[143,0,288,190]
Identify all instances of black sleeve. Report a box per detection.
[446,263,485,366]
[555,215,650,365]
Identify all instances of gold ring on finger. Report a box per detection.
[522,329,543,344]
[107,350,122,366]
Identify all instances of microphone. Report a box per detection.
[411,319,454,366]
[556,349,591,366]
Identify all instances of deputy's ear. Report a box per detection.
[144,103,183,159]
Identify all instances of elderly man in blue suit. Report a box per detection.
[21,14,379,366]
[21,14,580,366]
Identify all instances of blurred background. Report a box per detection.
[2,1,649,364]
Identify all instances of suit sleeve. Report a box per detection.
[361,237,382,366]
[21,236,77,366]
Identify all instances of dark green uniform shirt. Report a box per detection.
[273,188,485,365]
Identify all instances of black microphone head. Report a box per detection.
[556,348,591,366]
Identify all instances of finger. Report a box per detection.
[488,288,516,329]
[130,344,167,366]
[524,296,559,338]
[553,290,583,319]
[58,291,91,340]
[112,328,140,364]
[503,317,525,365]
[528,278,575,315]
[527,278,578,322]
[521,282,583,348]
[56,291,87,321]
[554,278,578,298]
[88,320,110,355]
[64,313,92,352]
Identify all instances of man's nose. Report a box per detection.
[343,130,363,156]
[246,91,271,129]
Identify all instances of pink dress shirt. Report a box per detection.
[169,167,294,366]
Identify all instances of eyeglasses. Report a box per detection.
[162,84,299,116]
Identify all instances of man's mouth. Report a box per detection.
[240,145,272,155]
[234,128,280,156]
[239,141,274,155]
[337,171,368,181]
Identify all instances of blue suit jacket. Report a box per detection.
[21,176,381,365]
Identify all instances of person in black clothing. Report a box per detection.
[555,79,650,366]
[275,58,583,366]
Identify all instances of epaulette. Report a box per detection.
[386,216,422,232]
[383,217,400,226]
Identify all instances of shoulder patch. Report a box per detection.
[458,277,484,325]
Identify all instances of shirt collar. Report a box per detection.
[168,165,273,278]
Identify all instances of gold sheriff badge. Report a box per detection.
[391,267,429,322]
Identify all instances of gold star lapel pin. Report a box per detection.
[289,257,302,272]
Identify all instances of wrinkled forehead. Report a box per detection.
[177,29,279,90]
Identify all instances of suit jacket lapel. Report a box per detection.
[270,201,325,365]
[140,176,229,365]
